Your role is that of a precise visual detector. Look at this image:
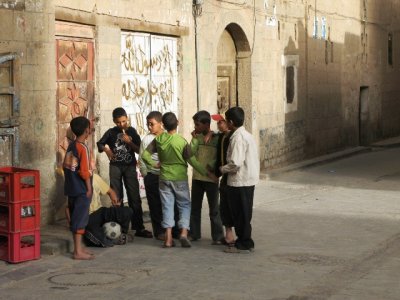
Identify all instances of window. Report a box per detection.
[282,55,299,113]
[388,33,393,66]
[286,66,294,104]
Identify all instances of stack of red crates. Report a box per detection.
[0,167,40,263]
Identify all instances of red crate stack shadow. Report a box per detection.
[0,167,41,263]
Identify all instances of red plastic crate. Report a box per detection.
[0,167,40,203]
[0,230,40,263]
[0,199,40,233]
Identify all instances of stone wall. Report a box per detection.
[1,0,400,223]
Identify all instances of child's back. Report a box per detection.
[154,132,189,181]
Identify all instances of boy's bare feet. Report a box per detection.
[73,252,94,260]
[83,248,94,256]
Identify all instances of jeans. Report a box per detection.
[190,180,223,241]
[159,180,191,229]
[109,164,144,231]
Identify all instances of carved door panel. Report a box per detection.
[56,37,94,164]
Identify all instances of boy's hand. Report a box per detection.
[104,148,115,161]
[121,134,132,143]
[111,197,121,207]
[207,171,219,183]
[86,188,93,200]
[204,131,214,144]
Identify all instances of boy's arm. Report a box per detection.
[123,127,141,154]
[141,140,158,168]
[220,135,245,174]
[97,129,114,160]
[138,139,148,177]
[76,143,93,198]
[94,173,119,206]
[107,187,120,206]
[183,143,208,177]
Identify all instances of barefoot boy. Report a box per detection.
[63,116,93,260]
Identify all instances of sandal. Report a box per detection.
[223,246,250,254]
[135,229,153,238]
[113,233,134,245]
[162,240,176,248]
[179,236,192,248]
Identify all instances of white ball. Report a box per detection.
[102,222,122,240]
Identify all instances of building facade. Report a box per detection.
[0,0,399,224]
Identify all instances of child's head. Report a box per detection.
[225,106,244,130]
[211,114,229,133]
[192,110,211,134]
[162,112,178,132]
[112,107,128,130]
[70,116,90,138]
[146,111,163,135]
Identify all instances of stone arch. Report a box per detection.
[217,22,253,131]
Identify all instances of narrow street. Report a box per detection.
[1,146,399,300]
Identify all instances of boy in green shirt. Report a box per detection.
[141,112,215,248]
[189,110,224,244]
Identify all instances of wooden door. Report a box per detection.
[56,22,94,165]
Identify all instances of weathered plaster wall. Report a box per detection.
[1,0,400,224]
[0,0,57,223]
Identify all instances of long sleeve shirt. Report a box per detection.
[97,126,141,166]
[139,133,160,176]
[141,132,207,181]
[220,126,259,187]
[190,133,219,182]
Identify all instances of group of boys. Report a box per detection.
[63,106,259,259]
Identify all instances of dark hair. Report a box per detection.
[146,111,162,122]
[162,112,178,131]
[112,107,127,119]
[70,116,90,137]
[192,110,211,125]
[225,106,244,127]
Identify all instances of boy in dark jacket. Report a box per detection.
[97,107,152,238]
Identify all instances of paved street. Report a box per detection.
[1,146,400,300]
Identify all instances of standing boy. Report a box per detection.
[139,111,165,240]
[212,114,235,245]
[97,107,152,238]
[189,111,224,244]
[220,107,259,253]
[141,112,213,248]
[63,116,93,260]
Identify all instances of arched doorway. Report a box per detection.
[216,23,252,130]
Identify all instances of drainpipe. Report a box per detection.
[193,0,203,110]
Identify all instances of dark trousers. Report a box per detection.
[219,176,234,227]
[190,180,223,241]
[109,164,144,231]
[86,206,133,245]
[227,185,255,250]
[144,173,163,237]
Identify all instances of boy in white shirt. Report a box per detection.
[220,107,260,253]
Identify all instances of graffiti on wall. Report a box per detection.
[121,32,178,136]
